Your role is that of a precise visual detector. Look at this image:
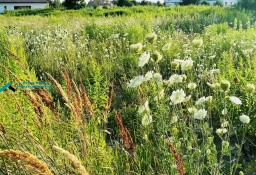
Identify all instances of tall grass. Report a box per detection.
[0,6,256,175]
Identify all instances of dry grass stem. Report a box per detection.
[0,149,53,175]
[53,145,89,175]
[115,112,135,153]
[168,142,185,175]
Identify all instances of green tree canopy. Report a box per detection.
[63,0,86,9]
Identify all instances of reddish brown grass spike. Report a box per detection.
[115,112,135,153]
[62,69,73,100]
[80,82,94,117]
[104,82,114,122]
[34,89,60,121]
[168,142,185,175]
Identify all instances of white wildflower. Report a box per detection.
[193,109,207,120]
[229,96,242,105]
[171,115,178,123]
[152,73,162,83]
[188,107,198,113]
[195,96,206,106]
[188,83,197,89]
[222,108,228,115]
[142,114,152,126]
[138,51,150,67]
[221,121,229,128]
[181,59,193,71]
[239,114,250,124]
[144,71,154,81]
[138,100,150,114]
[216,128,228,134]
[209,69,221,75]
[128,75,144,88]
[170,89,186,105]
[168,74,183,85]
[205,96,213,103]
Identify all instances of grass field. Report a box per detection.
[0,5,256,175]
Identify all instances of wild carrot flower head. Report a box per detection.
[169,74,183,85]
[142,114,152,126]
[138,51,150,67]
[239,114,250,124]
[138,100,150,114]
[187,83,197,89]
[144,71,154,81]
[181,59,193,71]
[216,128,228,135]
[195,96,206,106]
[193,109,207,120]
[170,89,186,105]
[128,75,144,88]
[229,96,242,105]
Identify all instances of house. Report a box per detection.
[164,0,237,6]
[0,0,48,13]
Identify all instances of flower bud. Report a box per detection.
[220,80,231,91]
[245,83,255,93]
[146,32,157,43]
[152,51,162,62]
[206,149,211,155]
[171,61,180,70]
[187,145,193,151]
[238,171,244,175]
[129,43,143,53]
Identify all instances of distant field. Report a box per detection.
[0,6,256,175]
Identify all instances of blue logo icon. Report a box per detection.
[0,82,16,92]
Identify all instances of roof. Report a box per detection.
[0,0,48,3]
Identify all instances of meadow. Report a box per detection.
[0,5,256,175]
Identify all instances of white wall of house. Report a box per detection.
[0,3,47,13]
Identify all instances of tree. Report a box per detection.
[214,0,223,6]
[180,0,200,5]
[201,0,210,5]
[115,0,132,7]
[156,1,163,6]
[238,0,256,9]
[49,0,62,8]
[140,0,153,5]
[63,0,86,9]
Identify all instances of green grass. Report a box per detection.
[0,5,256,175]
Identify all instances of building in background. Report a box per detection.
[0,0,48,13]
